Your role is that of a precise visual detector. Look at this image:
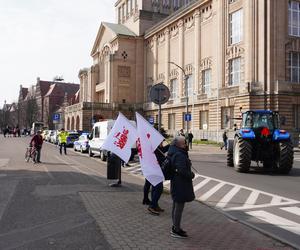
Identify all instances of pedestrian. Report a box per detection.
[187,131,194,150]
[177,129,185,137]
[143,179,151,205]
[168,136,195,238]
[107,152,122,187]
[58,128,69,155]
[221,131,228,150]
[146,142,170,215]
[30,130,43,163]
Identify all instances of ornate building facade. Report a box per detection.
[67,0,300,143]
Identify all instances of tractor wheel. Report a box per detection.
[227,140,234,167]
[276,141,294,174]
[233,137,252,173]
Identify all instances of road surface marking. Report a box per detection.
[193,178,211,192]
[243,191,260,207]
[216,186,241,208]
[247,210,300,236]
[0,174,7,177]
[198,182,225,201]
[281,206,300,216]
[0,159,9,167]
[271,196,283,205]
[41,165,54,180]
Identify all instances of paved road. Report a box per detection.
[124,145,300,249]
[0,137,298,249]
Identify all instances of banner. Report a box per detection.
[136,112,165,186]
[101,113,138,163]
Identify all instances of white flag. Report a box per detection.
[136,112,165,186]
[101,113,138,163]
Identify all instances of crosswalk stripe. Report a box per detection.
[193,178,211,192]
[247,210,300,236]
[243,191,260,207]
[216,186,241,208]
[198,182,225,201]
[281,206,300,216]
[126,166,141,171]
[271,196,283,205]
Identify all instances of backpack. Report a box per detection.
[161,155,174,180]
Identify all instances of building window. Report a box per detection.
[170,79,178,100]
[221,107,234,129]
[289,1,300,37]
[118,7,122,23]
[168,113,176,130]
[229,57,241,86]
[185,75,193,97]
[182,112,191,130]
[294,105,300,130]
[200,111,209,130]
[202,69,211,94]
[229,9,243,45]
[173,0,180,9]
[229,0,237,3]
[289,52,300,82]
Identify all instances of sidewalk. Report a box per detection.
[79,174,292,249]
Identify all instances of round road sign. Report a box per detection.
[149,83,170,105]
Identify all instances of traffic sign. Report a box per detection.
[148,117,154,125]
[53,113,60,121]
[149,83,170,105]
[184,114,192,122]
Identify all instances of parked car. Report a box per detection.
[66,132,80,147]
[50,130,59,144]
[74,134,90,153]
[45,130,54,142]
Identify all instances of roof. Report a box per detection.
[91,22,137,56]
[102,22,136,37]
[45,82,79,97]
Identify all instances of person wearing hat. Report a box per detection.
[58,128,69,155]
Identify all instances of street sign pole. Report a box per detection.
[185,75,189,134]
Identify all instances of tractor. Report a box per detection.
[227,110,294,174]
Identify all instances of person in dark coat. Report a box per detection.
[187,131,194,149]
[107,152,122,187]
[168,136,195,238]
[221,131,228,150]
[30,130,43,163]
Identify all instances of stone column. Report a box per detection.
[164,28,170,86]
[178,19,184,96]
[153,35,158,82]
[194,9,201,93]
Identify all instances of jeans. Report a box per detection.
[172,202,185,231]
[35,147,41,162]
[60,143,67,155]
[223,139,228,150]
[143,179,151,201]
[150,182,163,208]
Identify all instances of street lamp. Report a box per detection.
[168,61,189,133]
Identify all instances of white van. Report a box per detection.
[88,120,136,161]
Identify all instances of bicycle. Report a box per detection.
[25,146,37,163]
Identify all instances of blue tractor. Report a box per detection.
[227,110,294,174]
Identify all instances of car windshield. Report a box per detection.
[243,112,278,130]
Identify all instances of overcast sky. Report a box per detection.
[0,0,115,105]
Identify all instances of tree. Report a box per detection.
[26,98,39,127]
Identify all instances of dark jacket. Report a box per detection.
[168,145,195,203]
[188,133,194,142]
[30,135,43,147]
[222,132,228,141]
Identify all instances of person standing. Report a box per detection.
[58,128,69,155]
[168,136,195,238]
[147,143,170,215]
[187,131,194,150]
[221,131,228,150]
[30,130,43,163]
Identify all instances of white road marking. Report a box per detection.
[243,191,260,207]
[216,186,241,208]
[193,178,211,192]
[225,201,299,211]
[281,206,300,216]
[0,159,9,167]
[198,182,225,201]
[247,210,300,236]
[271,196,283,205]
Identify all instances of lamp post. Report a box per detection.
[168,61,189,133]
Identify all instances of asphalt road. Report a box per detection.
[0,137,299,249]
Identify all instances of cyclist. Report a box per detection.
[30,130,43,163]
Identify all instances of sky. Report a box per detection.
[0,0,115,105]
